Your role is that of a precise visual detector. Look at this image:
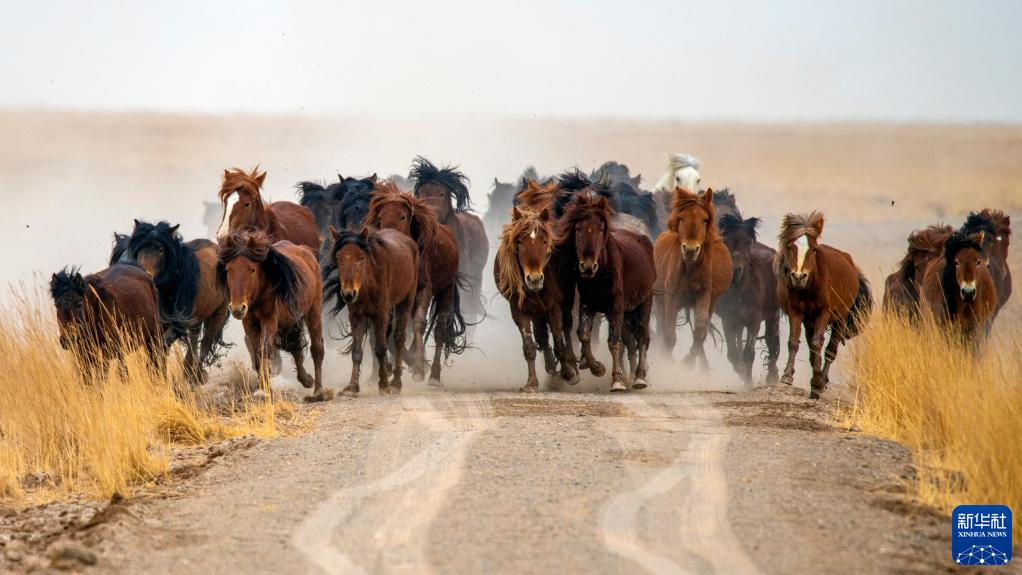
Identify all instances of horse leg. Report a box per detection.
[764,311,781,384]
[533,319,558,376]
[820,330,842,392]
[661,297,680,357]
[343,316,367,396]
[686,294,711,371]
[808,313,831,399]
[577,307,606,377]
[392,297,414,395]
[742,321,759,386]
[283,324,314,390]
[372,318,391,395]
[513,310,539,392]
[632,299,653,390]
[410,287,430,382]
[196,304,229,383]
[303,309,330,402]
[183,323,202,385]
[607,310,626,392]
[721,316,740,373]
[426,288,452,388]
[780,311,803,386]
[622,325,638,380]
[548,306,579,385]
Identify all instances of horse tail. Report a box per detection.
[425,283,469,359]
[844,272,874,339]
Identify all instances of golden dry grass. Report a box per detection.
[845,312,1022,541]
[0,289,301,503]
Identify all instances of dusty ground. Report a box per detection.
[1,113,1020,573]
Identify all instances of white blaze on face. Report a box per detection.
[217,192,239,239]
[529,229,536,239]
[675,166,701,192]
[794,235,810,273]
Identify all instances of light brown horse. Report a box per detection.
[775,212,873,399]
[882,224,954,317]
[323,227,418,396]
[653,188,733,369]
[366,182,466,386]
[921,231,997,345]
[411,157,488,322]
[494,206,580,391]
[216,231,328,401]
[217,167,321,254]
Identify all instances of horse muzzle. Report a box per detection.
[578,261,599,279]
[525,272,545,292]
[789,271,809,289]
[230,303,248,319]
[681,244,701,264]
[341,289,359,303]
[960,285,977,302]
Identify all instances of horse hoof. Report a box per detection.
[412,371,425,382]
[609,381,627,392]
[519,384,538,393]
[304,389,335,403]
[341,386,359,397]
[428,378,442,388]
[379,387,393,396]
[808,390,821,400]
[564,371,581,386]
[589,362,606,377]
[298,375,314,389]
[632,378,647,390]
[779,374,794,386]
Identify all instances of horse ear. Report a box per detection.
[328,225,341,239]
[369,173,378,182]
[969,231,985,246]
[133,218,142,228]
[539,207,551,222]
[632,174,642,185]
[255,171,267,187]
[168,224,180,234]
[598,172,610,187]
[701,188,714,205]
[71,273,84,287]
[494,177,499,186]
[223,169,231,180]
[596,195,609,209]
[511,206,523,221]
[337,173,344,182]
[811,214,825,237]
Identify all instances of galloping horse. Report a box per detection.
[556,193,655,392]
[111,220,230,383]
[653,153,702,227]
[216,231,328,401]
[484,177,519,238]
[217,167,321,253]
[882,224,954,317]
[921,231,997,344]
[775,212,872,399]
[716,213,780,384]
[961,210,1011,318]
[653,188,733,369]
[50,264,165,379]
[411,157,488,322]
[323,227,418,396]
[366,182,466,386]
[495,206,580,391]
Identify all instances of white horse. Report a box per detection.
[653,153,702,193]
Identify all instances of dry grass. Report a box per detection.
[0,289,302,503]
[845,312,1022,540]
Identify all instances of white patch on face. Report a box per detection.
[217,192,239,238]
[529,229,536,239]
[794,235,810,272]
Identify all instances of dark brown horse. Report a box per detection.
[716,213,780,385]
[921,231,997,344]
[50,264,165,379]
[653,188,733,369]
[218,167,321,254]
[775,212,873,399]
[216,231,328,401]
[366,182,466,386]
[961,210,1011,318]
[111,220,230,384]
[494,206,580,391]
[882,224,954,317]
[323,227,418,396]
[555,193,655,392]
[411,157,488,322]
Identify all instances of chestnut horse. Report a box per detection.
[716,213,780,385]
[961,210,1012,318]
[882,224,954,317]
[216,231,328,401]
[653,188,733,369]
[366,182,467,386]
[775,212,873,399]
[411,157,488,322]
[556,193,655,392]
[50,264,165,379]
[217,167,321,254]
[921,231,997,344]
[495,206,580,391]
[323,227,418,396]
[111,220,230,383]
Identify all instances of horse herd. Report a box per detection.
[48,154,1011,401]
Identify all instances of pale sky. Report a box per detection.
[1,0,1021,122]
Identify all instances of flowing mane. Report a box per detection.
[777,211,825,248]
[410,156,472,213]
[496,209,558,307]
[654,153,701,192]
[553,169,615,219]
[895,224,954,283]
[718,213,760,243]
[961,209,1011,249]
[667,188,719,242]
[367,182,440,252]
[514,178,559,213]
[295,181,331,209]
[220,166,266,205]
[554,192,614,248]
[216,230,303,318]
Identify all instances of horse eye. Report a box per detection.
[244,202,251,208]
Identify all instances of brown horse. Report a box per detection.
[111,220,230,384]
[366,182,466,386]
[216,231,328,401]
[921,231,997,344]
[323,227,418,396]
[556,194,655,392]
[716,213,780,385]
[217,167,321,254]
[653,188,733,369]
[882,224,954,317]
[961,210,1012,317]
[775,212,873,399]
[50,264,164,379]
[494,206,580,391]
[410,157,488,322]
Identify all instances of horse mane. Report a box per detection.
[295,181,331,208]
[110,233,130,265]
[367,182,440,253]
[777,211,825,248]
[410,156,472,213]
[667,188,719,242]
[220,166,266,204]
[216,231,304,319]
[321,229,385,316]
[553,169,615,219]
[554,192,614,248]
[612,182,660,237]
[712,188,738,212]
[50,266,85,304]
[895,224,953,284]
[961,210,1010,252]
[496,209,557,307]
[335,178,376,229]
[117,220,201,334]
[514,178,559,212]
[719,213,760,243]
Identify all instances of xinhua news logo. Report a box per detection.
[952,505,1012,566]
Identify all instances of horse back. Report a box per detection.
[449,212,489,271]
[611,228,656,304]
[816,244,863,318]
[269,201,322,255]
[87,264,161,344]
[185,239,226,321]
[273,241,323,320]
[425,225,460,293]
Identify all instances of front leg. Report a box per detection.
[686,291,712,371]
[258,320,279,391]
[808,312,831,399]
[741,321,760,386]
[344,316,368,396]
[533,319,558,376]
[780,310,803,386]
[372,317,391,395]
[577,306,605,377]
[513,309,539,392]
[606,308,626,392]
[548,305,579,385]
